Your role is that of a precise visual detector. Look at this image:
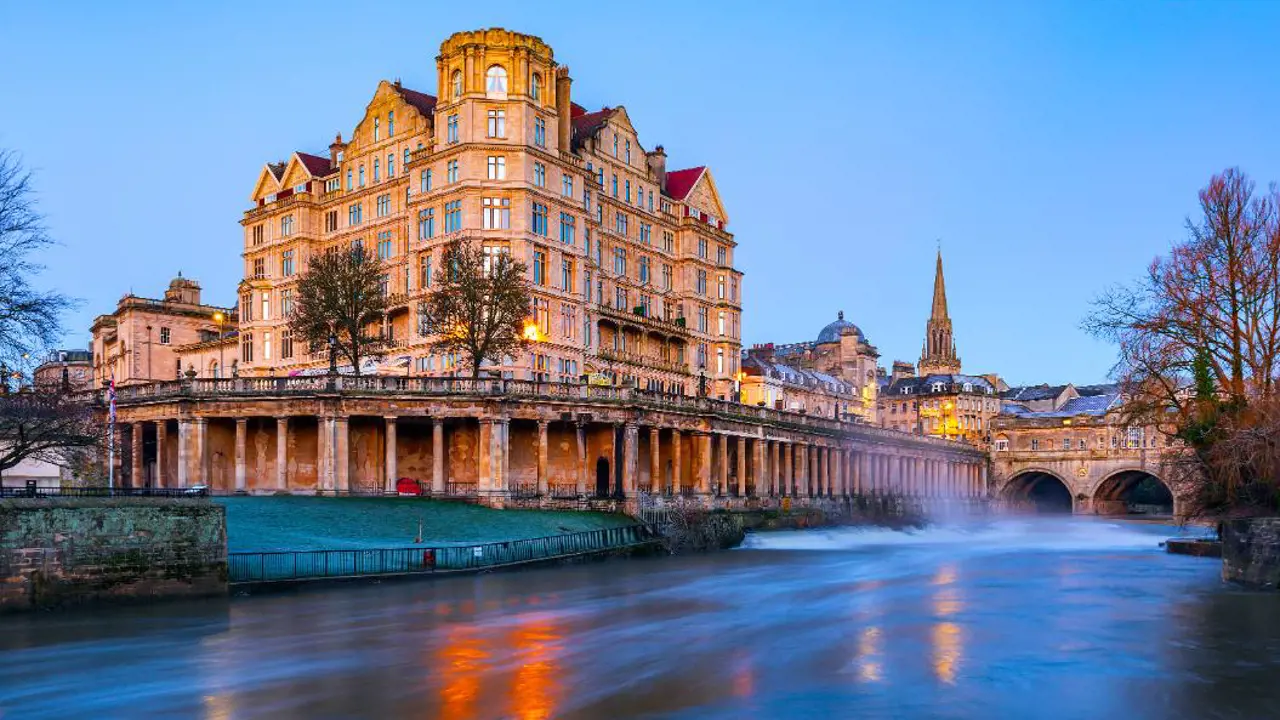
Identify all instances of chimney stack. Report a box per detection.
[647,145,667,189]
[329,133,346,167]
[555,66,572,151]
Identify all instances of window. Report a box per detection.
[697,238,708,259]
[639,223,651,245]
[359,165,365,187]
[349,202,363,226]
[486,65,508,97]
[487,156,506,180]
[1031,439,1040,451]
[613,247,627,275]
[615,286,627,310]
[241,333,253,362]
[373,159,380,183]
[447,114,459,143]
[615,212,628,235]
[533,250,547,286]
[1062,438,1072,450]
[562,174,573,197]
[346,169,353,191]
[639,256,650,284]
[559,213,575,244]
[561,258,573,292]
[251,225,263,245]
[534,117,546,147]
[533,297,550,334]
[662,232,674,253]
[531,73,542,102]
[661,264,672,290]
[716,348,725,375]
[324,211,338,233]
[451,70,462,99]
[281,215,294,237]
[1078,439,1086,450]
[387,152,395,178]
[260,292,270,321]
[995,438,1009,451]
[281,250,295,276]
[697,306,708,332]
[444,200,462,233]
[481,243,509,276]
[376,193,391,217]
[240,293,252,322]
[483,197,511,229]
[613,133,618,157]
[447,160,459,183]
[403,148,410,170]
[374,117,380,142]
[420,169,432,193]
[696,269,707,295]
[418,208,435,239]
[648,191,654,212]
[388,110,395,137]
[717,275,725,299]
[625,179,631,203]
[377,231,393,259]
[487,109,506,138]
[611,174,618,197]
[281,329,293,359]
[263,331,272,361]
[378,273,390,297]
[159,327,171,344]
[351,237,363,254]
[718,311,726,336]
[252,258,265,279]
[730,278,738,302]
[533,162,545,187]
[281,289,293,316]
[532,202,548,236]
[420,254,432,289]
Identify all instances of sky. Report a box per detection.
[2,0,1279,386]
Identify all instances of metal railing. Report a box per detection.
[97,376,982,454]
[228,524,656,584]
[0,486,208,499]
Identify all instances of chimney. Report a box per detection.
[329,133,345,166]
[555,66,572,151]
[647,145,667,189]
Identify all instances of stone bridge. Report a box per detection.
[991,446,1178,515]
[99,376,988,511]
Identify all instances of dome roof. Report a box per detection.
[817,311,864,344]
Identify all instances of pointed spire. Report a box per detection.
[930,250,949,321]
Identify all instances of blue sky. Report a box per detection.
[2,1,1278,386]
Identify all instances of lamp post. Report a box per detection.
[212,311,225,379]
[943,401,953,441]
[698,363,707,398]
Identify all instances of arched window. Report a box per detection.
[531,73,542,101]
[451,70,462,99]
[963,382,972,392]
[486,65,508,98]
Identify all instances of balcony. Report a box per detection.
[596,347,689,376]
[243,192,317,223]
[595,301,690,339]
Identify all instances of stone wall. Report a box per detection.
[1222,518,1280,589]
[0,499,227,612]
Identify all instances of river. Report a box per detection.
[1,517,1277,719]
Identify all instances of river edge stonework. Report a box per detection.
[0,499,228,613]
[1222,517,1280,589]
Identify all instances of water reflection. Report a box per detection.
[508,617,563,720]
[436,624,489,720]
[857,626,883,682]
[931,563,964,685]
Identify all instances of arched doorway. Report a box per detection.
[1093,470,1173,516]
[1004,471,1073,513]
[595,457,611,498]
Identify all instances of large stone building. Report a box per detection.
[877,252,1003,443]
[230,28,741,399]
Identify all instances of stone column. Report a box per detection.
[826,448,835,497]
[130,422,144,489]
[500,418,511,493]
[736,436,747,497]
[537,420,550,496]
[385,417,398,494]
[768,441,779,496]
[177,419,190,488]
[650,427,661,493]
[980,464,989,498]
[234,418,248,492]
[695,432,711,495]
[623,422,638,496]
[753,437,765,498]
[797,444,808,497]
[195,418,209,489]
[574,422,587,495]
[433,419,446,494]
[276,417,288,490]
[785,442,796,496]
[671,429,683,495]
[478,420,493,493]
[716,434,729,496]
[317,416,331,491]
[155,421,168,489]
[334,416,349,493]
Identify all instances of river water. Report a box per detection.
[2,518,1278,719]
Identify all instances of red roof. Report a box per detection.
[395,86,438,118]
[296,152,334,177]
[664,166,706,201]
[570,107,613,151]
[570,102,588,118]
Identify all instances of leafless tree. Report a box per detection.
[0,384,99,488]
[419,238,533,378]
[288,246,390,376]
[0,149,73,369]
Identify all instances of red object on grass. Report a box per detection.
[396,477,423,496]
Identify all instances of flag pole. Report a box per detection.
[107,374,117,495]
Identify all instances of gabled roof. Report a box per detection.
[571,106,613,151]
[664,166,706,201]
[885,373,996,396]
[1002,384,1071,402]
[267,162,286,181]
[295,152,334,177]
[394,86,437,118]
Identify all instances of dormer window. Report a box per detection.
[900,387,910,395]
[963,382,973,392]
[451,70,463,100]
[486,65,508,98]
[531,73,542,102]
[932,382,944,392]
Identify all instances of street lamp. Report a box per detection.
[328,333,338,376]
[698,363,707,398]
[735,371,746,403]
[212,311,225,379]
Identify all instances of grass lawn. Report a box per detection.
[217,496,635,552]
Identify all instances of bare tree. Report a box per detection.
[0,149,73,369]
[288,246,389,376]
[419,238,533,378]
[0,378,99,489]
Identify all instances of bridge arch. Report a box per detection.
[1091,468,1173,516]
[1002,468,1075,514]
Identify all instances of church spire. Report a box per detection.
[919,250,961,375]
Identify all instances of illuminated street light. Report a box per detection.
[212,311,226,378]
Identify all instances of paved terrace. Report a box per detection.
[100,377,989,507]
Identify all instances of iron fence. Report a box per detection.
[228,524,656,584]
[0,486,208,499]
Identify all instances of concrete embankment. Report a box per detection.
[0,498,227,613]
[1223,518,1280,588]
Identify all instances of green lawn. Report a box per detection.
[216,496,635,552]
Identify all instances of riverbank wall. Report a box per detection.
[1222,518,1280,589]
[0,499,227,613]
